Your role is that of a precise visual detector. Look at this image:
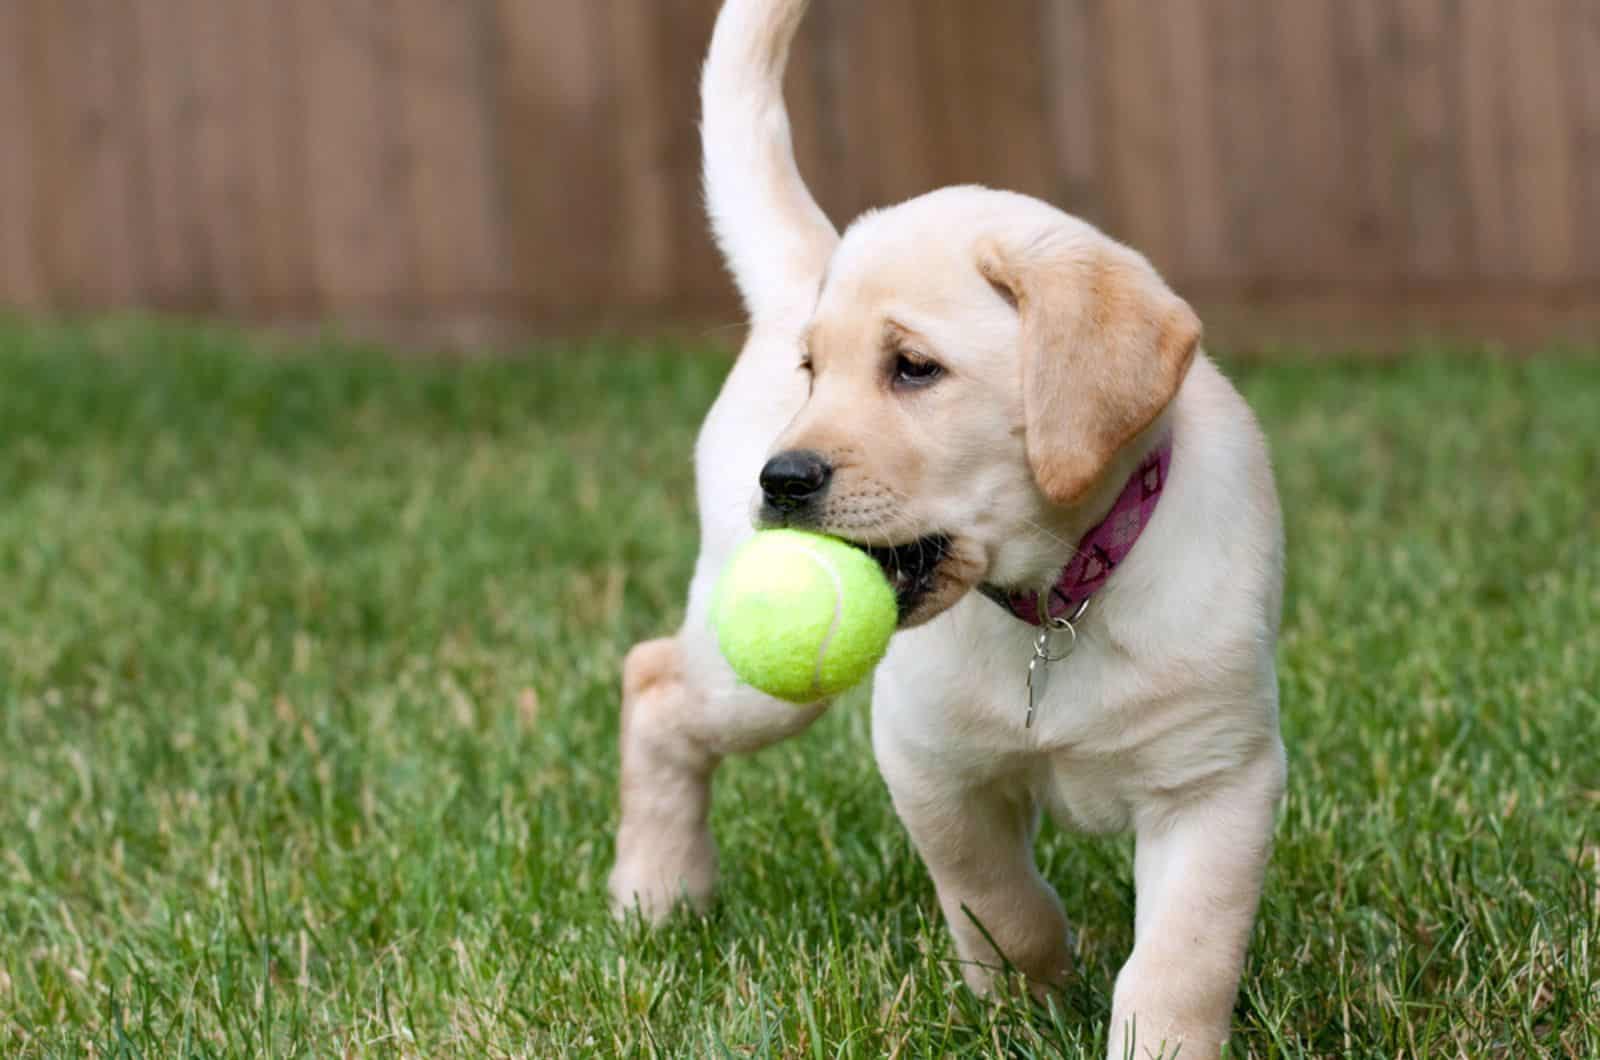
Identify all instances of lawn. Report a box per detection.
[1,317,1596,1058]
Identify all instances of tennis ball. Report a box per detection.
[711,529,898,703]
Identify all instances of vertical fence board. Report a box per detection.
[785,2,835,230]
[1165,0,1227,284]
[31,0,143,306]
[1332,0,1404,285]
[234,0,317,309]
[393,0,509,313]
[793,0,854,224]
[0,2,41,307]
[834,1,937,211]
[1397,0,1470,281]
[1236,5,1308,283]
[131,0,206,305]
[1570,0,1600,282]
[1100,0,1178,270]
[295,0,420,311]
[644,1,727,312]
[1272,0,1346,287]
[603,1,675,307]
[89,0,146,305]
[491,0,619,315]
[982,0,1055,201]
[1505,0,1577,285]
[1211,0,1281,283]
[926,3,1053,201]
[111,0,163,310]
[185,0,257,311]
[916,7,976,190]
[1458,0,1514,281]
[1039,0,1106,226]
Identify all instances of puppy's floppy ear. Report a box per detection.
[978,235,1200,506]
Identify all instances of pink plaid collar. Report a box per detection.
[982,438,1173,626]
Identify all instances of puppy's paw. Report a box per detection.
[607,830,717,923]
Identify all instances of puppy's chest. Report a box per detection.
[987,639,1175,830]
[1040,759,1137,834]
[1021,659,1150,835]
[896,633,1150,826]
[982,632,1137,747]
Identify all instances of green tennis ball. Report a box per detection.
[711,529,898,703]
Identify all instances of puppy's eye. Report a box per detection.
[892,353,944,388]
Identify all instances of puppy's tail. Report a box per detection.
[702,0,837,326]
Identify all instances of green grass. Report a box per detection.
[0,317,1596,1058]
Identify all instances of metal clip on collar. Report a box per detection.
[1024,597,1088,728]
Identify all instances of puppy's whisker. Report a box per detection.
[1017,515,1092,564]
[694,316,756,341]
[854,515,909,583]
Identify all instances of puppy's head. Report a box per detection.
[757,188,1199,626]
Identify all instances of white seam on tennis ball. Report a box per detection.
[789,537,845,700]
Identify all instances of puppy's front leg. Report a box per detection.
[878,741,1071,996]
[1109,746,1285,1060]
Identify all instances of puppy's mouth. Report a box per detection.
[838,533,952,622]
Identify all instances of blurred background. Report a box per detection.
[2,0,1598,351]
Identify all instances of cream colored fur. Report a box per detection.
[607,3,1287,1057]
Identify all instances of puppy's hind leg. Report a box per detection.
[608,632,827,921]
[608,638,718,920]
[610,0,839,923]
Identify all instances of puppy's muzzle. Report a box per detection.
[759,449,832,515]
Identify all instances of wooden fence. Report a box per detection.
[2,1,1598,347]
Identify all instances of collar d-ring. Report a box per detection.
[1034,597,1086,662]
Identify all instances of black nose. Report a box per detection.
[760,449,832,510]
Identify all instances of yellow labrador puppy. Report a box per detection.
[609,1,1286,1056]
